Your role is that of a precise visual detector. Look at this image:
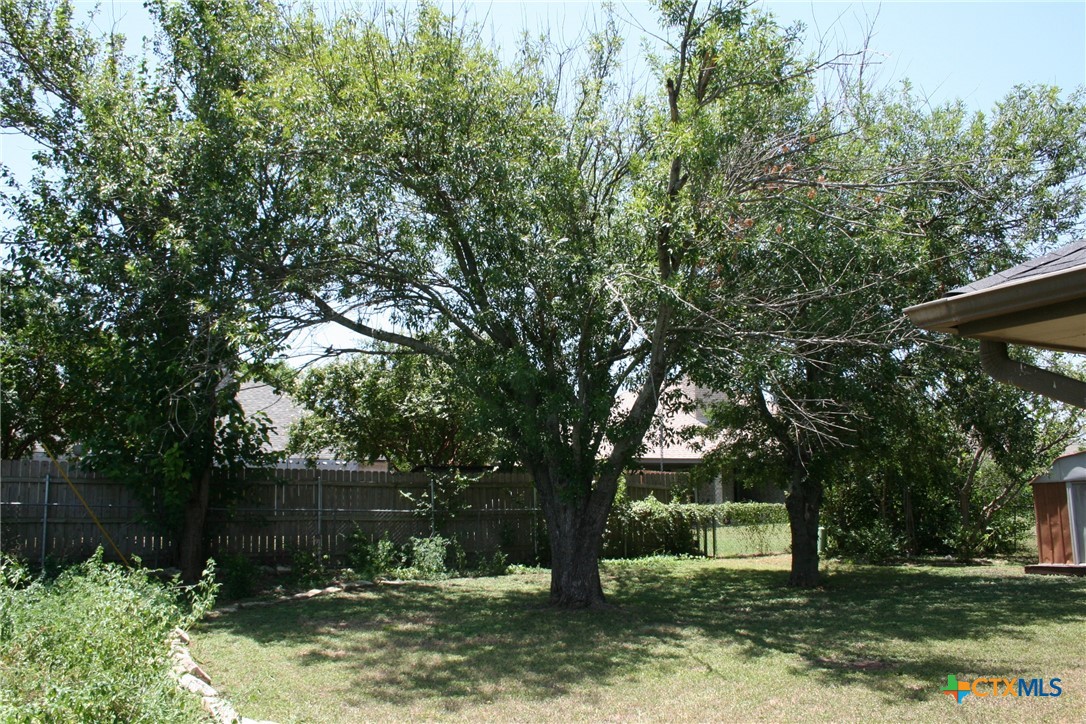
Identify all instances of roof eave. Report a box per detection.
[903,265,1086,334]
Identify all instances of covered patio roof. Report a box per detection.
[904,239,1086,354]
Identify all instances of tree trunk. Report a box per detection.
[179,464,212,583]
[786,462,822,588]
[548,518,606,608]
[535,468,613,609]
[959,445,984,530]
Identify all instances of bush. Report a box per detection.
[0,553,31,589]
[478,550,509,577]
[606,497,701,557]
[289,548,333,588]
[0,548,214,722]
[402,535,452,580]
[346,531,511,581]
[346,532,403,581]
[946,510,1033,561]
[216,553,261,600]
[829,519,903,565]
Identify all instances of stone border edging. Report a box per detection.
[171,580,378,723]
[210,580,376,616]
[170,627,269,724]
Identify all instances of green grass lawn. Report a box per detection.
[190,556,1085,723]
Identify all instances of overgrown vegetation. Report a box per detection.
[0,550,217,722]
[215,500,787,598]
[277,532,511,590]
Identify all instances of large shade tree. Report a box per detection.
[246,0,967,603]
[8,0,1069,603]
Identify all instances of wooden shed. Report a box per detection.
[1026,451,1086,576]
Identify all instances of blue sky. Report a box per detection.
[479,1,1085,109]
[767,1,1085,111]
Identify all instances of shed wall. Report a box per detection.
[1033,482,1073,564]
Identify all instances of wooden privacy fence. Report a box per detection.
[0,459,687,567]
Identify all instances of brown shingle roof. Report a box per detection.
[236,383,308,452]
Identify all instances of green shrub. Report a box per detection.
[347,531,508,580]
[479,550,509,577]
[0,553,31,589]
[946,512,1033,561]
[216,553,261,600]
[449,537,469,573]
[829,519,903,564]
[346,531,403,581]
[606,497,701,557]
[403,535,452,580]
[0,548,214,722]
[289,548,333,588]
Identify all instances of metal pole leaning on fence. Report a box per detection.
[316,474,323,555]
[42,446,130,568]
[41,473,50,570]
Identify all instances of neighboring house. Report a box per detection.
[238,379,781,502]
[614,381,782,503]
[238,380,714,473]
[236,383,388,471]
[617,380,721,472]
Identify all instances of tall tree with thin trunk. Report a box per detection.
[693,84,1086,585]
[0,0,306,580]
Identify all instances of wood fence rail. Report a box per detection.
[0,459,686,567]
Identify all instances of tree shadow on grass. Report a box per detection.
[606,562,1086,704]
[198,562,1086,712]
[201,579,686,713]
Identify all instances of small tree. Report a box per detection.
[288,351,504,471]
[934,351,1083,559]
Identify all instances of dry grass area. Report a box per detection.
[191,556,1085,723]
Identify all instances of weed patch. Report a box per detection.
[0,549,216,722]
